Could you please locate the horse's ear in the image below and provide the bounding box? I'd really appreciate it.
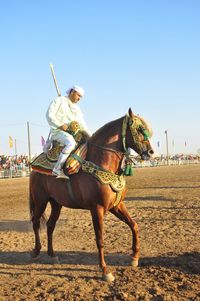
[128,108,134,118]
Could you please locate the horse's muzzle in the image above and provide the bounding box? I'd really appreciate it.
[141,149,154,160]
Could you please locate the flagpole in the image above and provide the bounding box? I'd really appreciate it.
[27,121,31,170]
[14,139,17,158]
[165,130,169,165]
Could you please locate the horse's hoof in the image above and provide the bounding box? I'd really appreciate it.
[131,259,139,268]
[49,256,60,264]
[30,253,40,260]
[30,250,40,260]
[31,255,40,261]
[102,272,115,282]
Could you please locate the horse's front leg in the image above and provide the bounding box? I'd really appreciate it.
[91,206,115,282]
[110,201,140,267]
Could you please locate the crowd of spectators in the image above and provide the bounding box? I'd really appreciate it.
[153,154,200,164]
[0,155,29,171]
[134,153,200,168]
[0,153,200,174]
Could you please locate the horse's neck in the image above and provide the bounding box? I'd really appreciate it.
[88,117,124,173]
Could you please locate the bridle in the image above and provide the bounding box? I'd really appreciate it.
[89,114,151,160]
[124,114,150,154]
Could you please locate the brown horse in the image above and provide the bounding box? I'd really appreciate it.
[29,108,154,282]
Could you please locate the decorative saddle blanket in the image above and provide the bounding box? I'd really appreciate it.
[31,142,88,176]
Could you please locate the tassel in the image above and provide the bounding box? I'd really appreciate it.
[125,164,134,176]
[129,166,134,176]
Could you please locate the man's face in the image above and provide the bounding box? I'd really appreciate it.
[69,90,82,103]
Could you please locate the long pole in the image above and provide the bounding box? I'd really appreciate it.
[165,130,169,165]
[27,121,31,170]
[50,63,61,96]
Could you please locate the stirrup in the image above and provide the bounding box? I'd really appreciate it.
[52,170,69,180]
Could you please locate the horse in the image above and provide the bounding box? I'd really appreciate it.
[29,108,154,282]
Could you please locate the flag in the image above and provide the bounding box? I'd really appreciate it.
[9,136,13,148]
[41,136,46,146]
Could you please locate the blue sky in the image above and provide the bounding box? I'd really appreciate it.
[0,1,199,156]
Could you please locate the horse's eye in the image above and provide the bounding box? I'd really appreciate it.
[129,120,133,126]
[138,126,144,134]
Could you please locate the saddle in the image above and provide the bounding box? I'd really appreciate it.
[31,141,88,176]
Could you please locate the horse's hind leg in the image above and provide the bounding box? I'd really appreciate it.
[110,201,140,267]
[31,199,48,259]
[47,199,62,259]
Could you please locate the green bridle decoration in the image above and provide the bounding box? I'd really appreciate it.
[121,114,150,176]
[142,129,150,141]
[122,114,150,152]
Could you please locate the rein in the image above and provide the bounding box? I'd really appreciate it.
[87,115,135,176]
[74,114,150,178]
[88,114,130,158]
[88,142,124,160]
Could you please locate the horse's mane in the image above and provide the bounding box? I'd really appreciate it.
[89,113,153,141]
[90,116,123,141]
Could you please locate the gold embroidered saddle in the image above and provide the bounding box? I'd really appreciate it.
[31,142,87,175]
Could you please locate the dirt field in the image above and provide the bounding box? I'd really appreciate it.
[0,164,200,301]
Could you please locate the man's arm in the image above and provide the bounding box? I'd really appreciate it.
[46,97,63,129]
[76,107,92,136]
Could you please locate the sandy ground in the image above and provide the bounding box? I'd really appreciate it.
[0,164,200,301]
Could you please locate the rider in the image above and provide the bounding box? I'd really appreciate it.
[46,85,91,177]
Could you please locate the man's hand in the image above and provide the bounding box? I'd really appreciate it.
[82,131,91,141]
[59,124,68,131]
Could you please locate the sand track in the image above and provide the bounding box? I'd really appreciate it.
[0,164,200,300]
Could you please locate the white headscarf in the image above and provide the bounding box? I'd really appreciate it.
[66,85,84,97]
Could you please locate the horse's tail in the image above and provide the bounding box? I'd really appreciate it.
[29,189,34,222]
[29,174,47,225]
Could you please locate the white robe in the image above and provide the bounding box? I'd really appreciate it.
[46,96,90,152]
[46,96,90,134]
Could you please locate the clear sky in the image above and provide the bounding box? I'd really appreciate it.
[0,0,199,156]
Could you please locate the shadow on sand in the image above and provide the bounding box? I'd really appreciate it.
[0,251,199,275]
[125,196,170,202]
[130,185,200,190]
[0,220,32,232]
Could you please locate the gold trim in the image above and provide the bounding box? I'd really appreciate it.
[82,161,125,192]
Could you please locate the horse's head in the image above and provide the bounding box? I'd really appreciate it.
[124,108,154,160]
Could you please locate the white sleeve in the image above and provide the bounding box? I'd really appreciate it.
[46,97,62,129]
[77,107,92,135]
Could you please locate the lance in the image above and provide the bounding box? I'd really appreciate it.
[50,63,61,96]
[46,63,61,142]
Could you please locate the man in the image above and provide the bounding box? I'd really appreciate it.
[46,85,91,177]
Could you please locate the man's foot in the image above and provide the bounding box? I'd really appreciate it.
[56,171,69,179]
